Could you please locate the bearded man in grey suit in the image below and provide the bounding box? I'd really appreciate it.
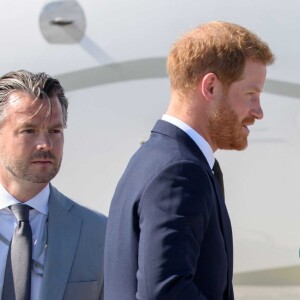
[0,70,106,300]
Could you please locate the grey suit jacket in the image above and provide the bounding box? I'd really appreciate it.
[40,185,107,300]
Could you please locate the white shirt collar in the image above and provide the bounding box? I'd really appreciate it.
[162,114,215,169]
[0,183,49,215]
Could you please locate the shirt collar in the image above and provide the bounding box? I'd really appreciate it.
[162,114,215,169]
[0,183,49,215]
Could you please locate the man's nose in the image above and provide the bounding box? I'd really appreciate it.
[36,132,52,150]
[251,99,264,120]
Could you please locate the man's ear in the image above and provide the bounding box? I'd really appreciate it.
[200,73,219,102]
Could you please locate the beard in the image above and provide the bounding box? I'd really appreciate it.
[3,151,62,183]
[207,98,255,151]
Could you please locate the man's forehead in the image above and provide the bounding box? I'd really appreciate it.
[7,92,29,108]
[7,92,53,112]
[6,93,63,123]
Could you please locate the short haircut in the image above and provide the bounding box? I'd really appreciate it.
[0,70,68,126]
[167,21,275,96]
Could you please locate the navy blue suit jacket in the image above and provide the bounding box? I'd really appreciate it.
[105,120,234,300]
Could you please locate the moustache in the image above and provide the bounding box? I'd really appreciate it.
[31,151,56,160]
[242,116,256,126]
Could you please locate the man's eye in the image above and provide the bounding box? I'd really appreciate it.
[50,129,62,134]
[22,129,35,134]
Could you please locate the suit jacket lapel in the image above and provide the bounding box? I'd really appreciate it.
[40,186,82,300]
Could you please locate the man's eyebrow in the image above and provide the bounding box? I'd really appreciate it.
[19,122,64,129]
[19,122,39,128]
[247,86,262,93]
[49,122,64,128]
[254,87,262,92]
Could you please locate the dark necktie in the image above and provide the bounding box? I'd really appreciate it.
[2,204,32,300]
[213,159,225,198]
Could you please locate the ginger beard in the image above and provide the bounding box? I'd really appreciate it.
[207,97,255,151]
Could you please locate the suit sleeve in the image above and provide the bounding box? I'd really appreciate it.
[136,161,213,300]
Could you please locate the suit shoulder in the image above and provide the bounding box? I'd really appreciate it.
[49,185,107,227]
[72,201,107,226]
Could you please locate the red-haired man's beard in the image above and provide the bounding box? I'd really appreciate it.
[208,99,255,151]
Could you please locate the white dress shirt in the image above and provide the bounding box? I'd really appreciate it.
[0,184,49,300]
[162,114,215,169]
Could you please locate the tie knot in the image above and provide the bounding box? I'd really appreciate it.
[10,204,30,222]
